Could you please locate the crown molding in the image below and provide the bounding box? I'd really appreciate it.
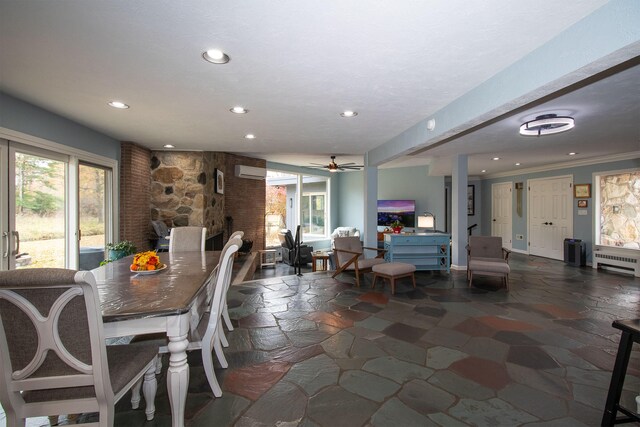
[481,151,640,180]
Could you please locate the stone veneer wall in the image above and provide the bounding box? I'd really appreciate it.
[120,142,152,251]
[224,154,266,250]
[599,170,640,249]
[150,151,226,238]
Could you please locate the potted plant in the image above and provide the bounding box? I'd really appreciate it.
[105,241,137,262]
[390,220,403,234]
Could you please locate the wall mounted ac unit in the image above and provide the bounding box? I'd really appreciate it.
[235,165,266,180]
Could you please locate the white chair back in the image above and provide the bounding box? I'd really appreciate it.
[169,226,206,252]
[0,268,158,425]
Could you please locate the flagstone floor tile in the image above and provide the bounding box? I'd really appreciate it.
[14,253,639,427]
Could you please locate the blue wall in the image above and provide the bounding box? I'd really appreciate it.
[0,92,121,160]
[335,166,446,233]
[481,158,640,261]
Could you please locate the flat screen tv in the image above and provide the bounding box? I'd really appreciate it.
[377,200,416,227]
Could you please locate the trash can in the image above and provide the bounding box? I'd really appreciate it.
[564,238,586,266]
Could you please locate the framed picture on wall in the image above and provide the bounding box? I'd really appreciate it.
[577,199,588,208]
[574,183,591,198]
[467,185,475,216]
[215,169,224,194]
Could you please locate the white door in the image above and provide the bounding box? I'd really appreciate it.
[528,176,573,260]
[491,182,512,250]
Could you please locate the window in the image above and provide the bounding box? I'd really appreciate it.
[265,170,330,247]
[594,169,640,250]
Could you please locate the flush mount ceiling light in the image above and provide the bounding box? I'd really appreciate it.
[340,110,358,118]
[245,134,255,139]
[568,152,577,156]
[520,113,575,136]
[163,144,175,148]
[108,100,129,109]
[492,157,500,161]
[230,106,248,114]
[515,162,521,166]
[481,170,486,173]
[202,49,230,64]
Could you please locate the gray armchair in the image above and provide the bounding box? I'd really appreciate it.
[467,236,511,290]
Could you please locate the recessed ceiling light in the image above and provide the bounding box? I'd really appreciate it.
[108,101,129,109]
[230,106,248,114]
[568,152,577,156]
[481,170,486,173]
[340,110,358,118]
[515,162,521,166]
[202,49,230,64]
[245,134,255,139]
[163,144,175,148]
[492,157,500,161]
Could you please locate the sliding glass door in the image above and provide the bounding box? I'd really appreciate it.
[1,139,115,271]
[1,141,68,269]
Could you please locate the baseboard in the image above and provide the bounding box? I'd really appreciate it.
[451,264,467,271]
[510,248,529,255]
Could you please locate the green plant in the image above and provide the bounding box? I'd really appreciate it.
[106,240,137,254]
[390,220,403,228]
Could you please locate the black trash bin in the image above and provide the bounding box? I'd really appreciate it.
[564,238,586,266]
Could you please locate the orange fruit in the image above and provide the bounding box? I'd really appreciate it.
[146,264,156,271]
[130,264,137,271]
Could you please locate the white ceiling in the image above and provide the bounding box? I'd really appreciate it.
[2,0,636,176]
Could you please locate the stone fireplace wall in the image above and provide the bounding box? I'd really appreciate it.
[149,151,226,239]
[119,147,266,252]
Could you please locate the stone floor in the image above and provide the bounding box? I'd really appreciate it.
[3,254,640,426]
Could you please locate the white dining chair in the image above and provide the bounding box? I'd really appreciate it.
[221,230,244,338]
[132,237,241,399]
[168,226,207,252]
[0,269,159,426]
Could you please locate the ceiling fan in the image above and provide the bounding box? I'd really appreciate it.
[308,155,364,173]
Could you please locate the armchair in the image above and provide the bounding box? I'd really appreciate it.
[467,236,511,290]
[332,236,386,287]
[278,229,313,265]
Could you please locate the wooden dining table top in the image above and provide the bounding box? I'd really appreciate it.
[91,251,220,322]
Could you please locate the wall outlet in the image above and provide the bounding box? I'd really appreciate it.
[516,234,524,240]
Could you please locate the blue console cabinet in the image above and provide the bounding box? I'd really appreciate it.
[384,233,451,272]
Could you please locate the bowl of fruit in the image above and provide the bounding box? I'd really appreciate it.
[130,250,166,274]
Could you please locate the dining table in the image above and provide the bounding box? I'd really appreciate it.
[91,250,220,427]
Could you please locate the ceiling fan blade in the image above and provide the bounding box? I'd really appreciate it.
[338,162,356,166]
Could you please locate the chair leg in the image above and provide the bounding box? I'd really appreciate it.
[155,355,163,375]
[411,273,416,289]
[143,361,157,421]
[355,271,361,287]
[390,277,395,295]
[371,274,378,289]
[215,324,229,368]
[469,272,473,288]
[223,304,234,331]
[219,327,229,348]
[602,330,635,426]
[131,377,142,409]
[202,345,223,397]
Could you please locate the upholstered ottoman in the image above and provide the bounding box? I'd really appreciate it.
[371,262,416,295]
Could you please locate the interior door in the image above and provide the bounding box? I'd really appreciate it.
[491,182,512,250]
[3,142,68,269]
[528,176,573,260]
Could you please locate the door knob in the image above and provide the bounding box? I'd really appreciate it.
[492,219,496,222]
[548,222,553,225]
[543,222,549,225]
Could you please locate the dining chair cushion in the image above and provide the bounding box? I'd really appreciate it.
[22,342,159,403]
[343,257,385,271]
[468,258,510,275]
